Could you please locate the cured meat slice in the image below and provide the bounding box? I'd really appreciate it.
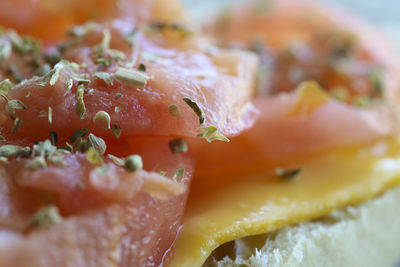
[0,136,194,266]
[0,23,258,143]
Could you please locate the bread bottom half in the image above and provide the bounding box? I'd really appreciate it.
[204,185,400,267]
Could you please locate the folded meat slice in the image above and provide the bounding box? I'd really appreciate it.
[190,83,398,186]
[0,136,194,266]
[0,23,258,143]
[191,0,400,185]
[0,193,187,267]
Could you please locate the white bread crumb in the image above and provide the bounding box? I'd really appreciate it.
[204,186,400,267]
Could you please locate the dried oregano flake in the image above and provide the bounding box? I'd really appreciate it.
[107,154,125,166]
[8,30,41,55]
[86,147,103,165]
[124,155,143,172]
[93,72,114,86]
[70,128,89,142]
[75,84,86,119]
[28,156,47,170]
[68,22,97,37]
[114,104,127,113]
[0,145,27,157]
[168,138,188,154]
[197,126,229,143]
[49,132,58,145]
[182,97,205,124]
[39,60,68,86]
[173,168,185,182]
[169,104,181,117]
[0,79,13,97]
[6,99,25,118]
[93,110,111,129]
[114,67,150,88]
[275,167,302,179]
[87,133,107,155]
[64,78,73,96]
[0,39,11,61]
[111,124,122,138]
[48,106,52,124]
[11,117,22,134]
[31,205,62,229]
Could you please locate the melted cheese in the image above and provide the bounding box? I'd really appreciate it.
[169,138,400,266]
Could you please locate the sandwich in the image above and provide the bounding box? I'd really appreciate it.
[0,0,399,266]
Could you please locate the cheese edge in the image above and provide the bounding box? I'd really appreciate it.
[204,185,400,267]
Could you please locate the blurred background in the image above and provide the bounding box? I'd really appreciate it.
[183,0,400,52]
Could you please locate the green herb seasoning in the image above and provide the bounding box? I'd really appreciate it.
[0,145,27,157]
[369,68,384,97]
[173,168,185,182]
[75,84,86,119]
[28,156,47,170]
[31,205,62,229]
[39,60,70,86]
[197,126,230,143]
[49,132,58,145]
[48,106,52,124]
[114,104,127,113]
[93,110,111,129]
[32,140,56,158]
[124,154,143,172]
[0,79,13,97]
[47,154,66,167]
[95,29,111,55]
[11,117,22,134]
[114,67,150,88]
[64,78,73,95]
[168,138,188,154]
[68,22,97,37]
[138,63,146,72]
[107,154,125,166]
[145,22,192,38]
[111,124,122,138]
[275,167,302,179]
[93,72,114,86]
[70,128,89,142]
[182,98,205,124]
[87,133,107,155]
[86,147,103,165]
[169,104,181,117]
[94,29,126,66]
[8,30,40,55]
[5,99,26,119]
[0,39,11,61]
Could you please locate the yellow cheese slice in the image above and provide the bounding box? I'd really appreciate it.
[169,138,400,266]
